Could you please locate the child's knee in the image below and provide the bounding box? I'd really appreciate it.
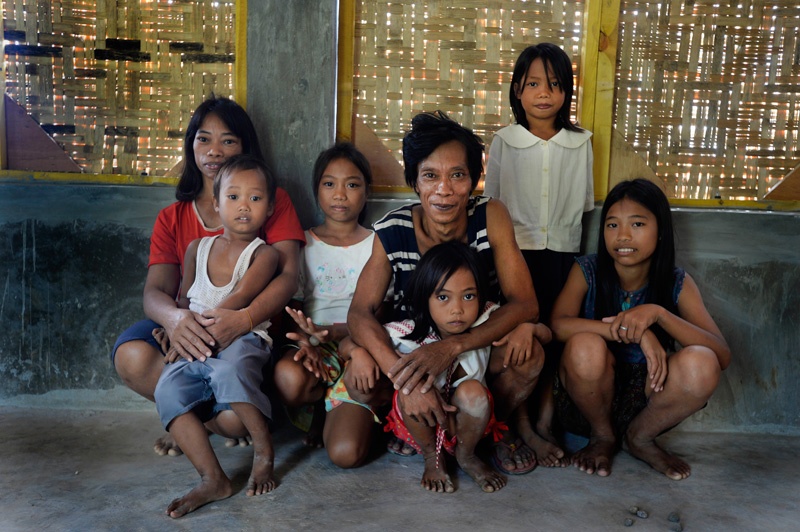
[452,380,490,416]
[274,355,315,406]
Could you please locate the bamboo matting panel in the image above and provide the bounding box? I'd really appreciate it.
[615,0,800,200]
[3,0,236,176]
[354,0,586,167]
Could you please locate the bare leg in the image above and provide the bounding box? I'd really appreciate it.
[229,402,276,496]
[514,381,565,468]
[323,402,375,468]
[486,340,544,472]
[625,346,720,480]
[561,332,618,477]
[397,394,454,493]
[274,351,327,407]
[451,380,506,493]
[115,340,186,456]
[165,413,233,518]
[305,400,326,448]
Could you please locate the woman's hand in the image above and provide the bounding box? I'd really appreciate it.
[202,307,249,350]
[164,308,216,362]
[640,329,668,392]
[604,304,663,344]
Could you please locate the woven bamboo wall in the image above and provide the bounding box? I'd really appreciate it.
[615,0,800,200]
[353,0,586,167]
[3,0,236,176]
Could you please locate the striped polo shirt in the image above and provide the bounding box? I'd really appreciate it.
[374,195,501,320]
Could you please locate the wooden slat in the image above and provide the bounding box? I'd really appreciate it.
[3,0,237,176]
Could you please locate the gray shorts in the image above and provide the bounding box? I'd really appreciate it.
[154,332,274,429]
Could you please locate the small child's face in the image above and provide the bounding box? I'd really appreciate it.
[603,198,659,269]
[318,158,368,223]
[215,169,273,237]
[515,57,565,126]
[428,267,480,338]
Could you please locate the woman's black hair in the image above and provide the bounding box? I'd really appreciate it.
[402,241,488,343]
[509,43,582,133]
[176,95,265,202]
[312,142,372,224]
[212,154,277,211]
[402,110,484,193]
[596,178,677,349]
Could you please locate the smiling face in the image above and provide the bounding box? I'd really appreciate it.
[414,140,473,228]
[515,57,566,128]
[428,266,480,338]
[317,157,368,224]
[214,168,273,240]
[193,113,244,184]
[603,198,659,271]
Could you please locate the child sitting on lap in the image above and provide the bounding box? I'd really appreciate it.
[153,155,281,518]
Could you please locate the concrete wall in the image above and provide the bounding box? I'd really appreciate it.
[0,182,798,435]
[246,0,338,229]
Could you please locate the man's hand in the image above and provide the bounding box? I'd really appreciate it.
[388,340,457,395]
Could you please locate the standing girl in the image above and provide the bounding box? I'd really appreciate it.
[484,43,594,465]
[274,142,383,469]
[551,179,730,480]
[385,241,507,494]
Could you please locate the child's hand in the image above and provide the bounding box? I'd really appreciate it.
[492,322,539,367]
[640,329,668,392]
[285,306,330,346]
[292,344,330,382]
[604,304,662,344]
[348,346,381,394]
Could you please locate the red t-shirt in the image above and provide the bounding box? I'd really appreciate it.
[148,187,305,269]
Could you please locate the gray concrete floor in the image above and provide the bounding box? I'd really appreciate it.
[1,388,798,531]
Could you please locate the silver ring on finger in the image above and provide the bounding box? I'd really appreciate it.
[619,326,628,331]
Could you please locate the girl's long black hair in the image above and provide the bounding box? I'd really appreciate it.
[596,178,677,349]
[176,95,264,202]
[402,241,488,343]
[312,142,373,224]
[509,43,582,133]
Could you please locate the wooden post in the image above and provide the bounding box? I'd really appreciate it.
[337,0,356,141]
[580,0,620,201]
[235,0,248,108]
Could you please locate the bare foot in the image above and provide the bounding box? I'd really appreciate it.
[420,454,455,493]
[625,435,691,480]
[246,450,277,496]
[387,435,417,456]
[166,476,233,518]
[571,436,617,477]
[224,436,253,448]
[491,436,535,474]
[519,423,565,467]
[457,452,506,493]
[154,434,183,457]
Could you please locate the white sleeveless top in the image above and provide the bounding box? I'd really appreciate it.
[187,235,272,345]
